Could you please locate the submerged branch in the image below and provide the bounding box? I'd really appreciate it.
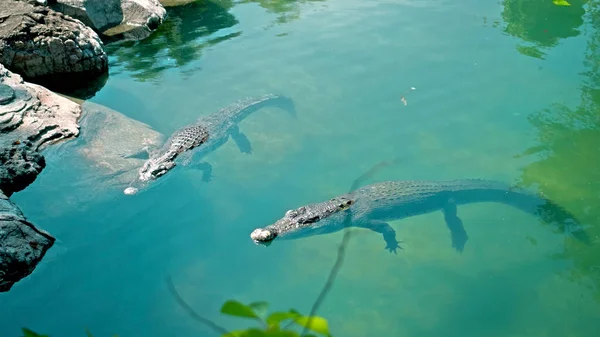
[294,229,352,335]
[165,275,230,336]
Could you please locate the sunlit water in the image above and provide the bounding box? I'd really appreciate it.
[2,0,600,336]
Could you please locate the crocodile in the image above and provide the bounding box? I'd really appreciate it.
[250,179,590,253]
[124,94,295,195]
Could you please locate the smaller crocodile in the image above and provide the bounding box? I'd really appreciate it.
[124,94,295,194]
[250,179,590,253]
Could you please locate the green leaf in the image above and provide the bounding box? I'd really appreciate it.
[266,311,300,326]
[293,316,331,337]
[222,329,274,337]
[21,328,49,337]
[221,300,260,319]
[263,331,301,337]
[552,0,571,5]
[249,301,269,318]
[85,329,94,337]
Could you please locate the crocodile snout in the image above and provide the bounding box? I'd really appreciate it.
[139,160,175,182]
[123,187,139,195]
[250,228,276,243]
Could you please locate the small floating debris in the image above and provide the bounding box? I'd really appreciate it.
[400,87,416,106]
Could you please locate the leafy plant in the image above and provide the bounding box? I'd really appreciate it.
[219,300,331,337]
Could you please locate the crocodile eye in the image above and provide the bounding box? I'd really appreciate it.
[285,210,297,218]
[338,199,354,211]
[298,215,319,224]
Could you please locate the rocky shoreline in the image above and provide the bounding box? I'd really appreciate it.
[0,0,181,292]
[0,1,108,84]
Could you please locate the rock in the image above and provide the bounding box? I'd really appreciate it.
[0,141,45,197]
[74,100,163,187]
[0,0,108,90]
[0,190,55,292]
[49,0,167,42]
[0,63,81,153]
[0,84,15,105]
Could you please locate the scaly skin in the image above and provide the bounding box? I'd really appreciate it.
[124,94,296,194]
[137,124,209,182]
[250,179,590,253]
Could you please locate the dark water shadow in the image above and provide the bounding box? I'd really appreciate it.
[22,70,109,101]
[515,2,600,301]
[105,0,241,82]
[500,0,586,59]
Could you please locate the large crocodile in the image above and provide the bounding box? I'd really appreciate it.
[124,94,295,194]
[250,179,590,253]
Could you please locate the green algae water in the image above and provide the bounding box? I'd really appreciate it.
[2,0,600,336]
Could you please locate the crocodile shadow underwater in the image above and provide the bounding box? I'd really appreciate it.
[250,178,591,252]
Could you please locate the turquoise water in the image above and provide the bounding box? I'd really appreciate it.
[2,0,600,336]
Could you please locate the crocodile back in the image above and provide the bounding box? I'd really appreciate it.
[352,179,514,199]
[168,124,209,153]
[156,124,209,162]
[220,93,294,124]
[348,179,519,220]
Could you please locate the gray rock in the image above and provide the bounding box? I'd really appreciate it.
[74,100,163,188]
[0,64,79,292]
[0,0,108,83]
[0,63,81,151]
[0,141,45,197]
[0,84,15,105]
[50,0,167,42]
[0,190,55,292]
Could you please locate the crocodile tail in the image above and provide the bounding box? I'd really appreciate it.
[273,94,297,117]
[523,196,590,245]
[492,189,592,245]
[450,179,591,245]
[229,94,296,123]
